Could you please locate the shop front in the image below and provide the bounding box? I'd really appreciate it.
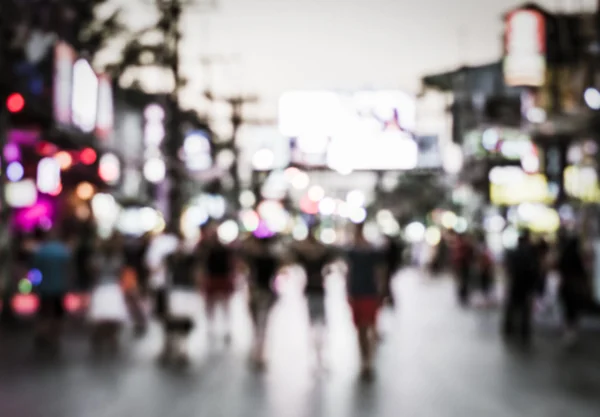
[1,41,115,320]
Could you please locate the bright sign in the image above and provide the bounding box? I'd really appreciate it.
[279,90,416,138]
[327,130,418,171]
[71,59,98,132]
[53,42,76,125]
[564,165,600,203]
[36,157,61,194]
[95,74,114,140]
[503,9,546,87]
[281,90,417,170]
[489,167,551,205]
[5,180,37,208]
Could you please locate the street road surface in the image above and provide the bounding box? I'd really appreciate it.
[1,268,600,417]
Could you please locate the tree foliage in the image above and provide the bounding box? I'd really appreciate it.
[388,172,452,225]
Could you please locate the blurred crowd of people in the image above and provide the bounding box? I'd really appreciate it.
[2,220,405,379]
[433,228,599,347]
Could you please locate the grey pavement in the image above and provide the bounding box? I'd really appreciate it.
[1,268,600,417]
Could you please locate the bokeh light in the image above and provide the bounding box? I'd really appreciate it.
[6,161,24,182]
[80,148,97,165]
[55,151,73,170]
[28,269,42,286]
[76,182,95,200]
[18,279,32,294]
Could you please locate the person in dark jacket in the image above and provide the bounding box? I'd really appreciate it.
[290,222,337,370]
[557,236,588,345]
[452,232,474,306]
[197,221,238,344]
[382,236,403,308]
[242,234,281,369]
[502,230,540,344]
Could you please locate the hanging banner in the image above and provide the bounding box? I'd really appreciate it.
[503,9,546,87]
[95,74,114,140]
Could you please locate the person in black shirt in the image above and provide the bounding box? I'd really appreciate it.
[383,235,403,308]
[502,230,540,344]
[557,235,588,346]
[290,224,336,370]
[196,221,238,344]
[242,234,280,368]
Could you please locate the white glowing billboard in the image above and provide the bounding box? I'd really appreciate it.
[279,90,417,171]
[327,131,418,171]
[279,90,416,138]
[71,59,99,132]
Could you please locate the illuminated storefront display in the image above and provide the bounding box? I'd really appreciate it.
[464,128,536,160]
[503,8,546,87]
[564,166,600,203]
[489,166,552,205]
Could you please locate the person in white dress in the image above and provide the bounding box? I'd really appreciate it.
[88,233,129,352]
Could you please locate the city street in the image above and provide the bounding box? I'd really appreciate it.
[1,269,600,417]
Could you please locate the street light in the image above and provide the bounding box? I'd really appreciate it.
[584,87,600,110]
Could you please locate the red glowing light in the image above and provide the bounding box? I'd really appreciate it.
[6,93,25,113]
[64,293,89,313]
[37,142,58,156]
[80,148,97,165]
[11,294,39,315]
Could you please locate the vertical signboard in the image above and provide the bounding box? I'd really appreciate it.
[95,74,114,141]
[503,9,546,87]
[53,42,76,126]
[71,59,99,133]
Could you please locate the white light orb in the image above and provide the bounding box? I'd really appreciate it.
[143,158,166,183]
[308,185,325,202]
[218,220,239,244]
[584,87,600,110]
[346,189,365,207]
[349,206,367,224]
[291,171,310,189]
[318,197,336,216]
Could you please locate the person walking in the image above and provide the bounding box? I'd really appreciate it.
[344,223,386,379]
[291,223,336,371]
[474,233,494,304]
[557,235,588,346]
[452,232,474,306]
[502,231,540,345]
[382,235,402,308]
[196,221,238,344]
[242,234,280,369]
[32,228,72,351]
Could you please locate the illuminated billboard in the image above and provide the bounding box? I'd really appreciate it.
[71,59,99,133]
[279,90,416,137]
[564,166,600,203]
[503,9,546,87]
[280,90,417,171]
[489,166,552,205]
